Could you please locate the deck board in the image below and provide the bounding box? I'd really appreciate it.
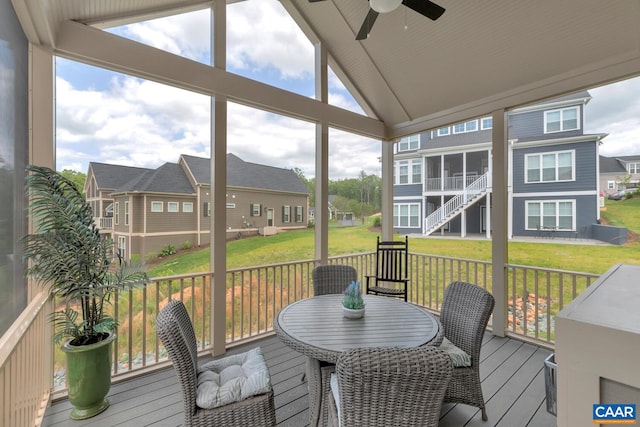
[42,333,556,427]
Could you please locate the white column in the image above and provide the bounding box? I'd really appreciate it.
[314,42,329,264]
[210,2,227,356]
[381,141,394,240]
[491,109,508,337]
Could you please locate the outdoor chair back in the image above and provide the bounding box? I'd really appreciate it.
[365,235,409,301]
[440,281,495,421]
[312,264,358,296]
[327,346,453,427]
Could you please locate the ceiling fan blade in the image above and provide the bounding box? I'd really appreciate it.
[356,8,379,40]
[402,0,445,20]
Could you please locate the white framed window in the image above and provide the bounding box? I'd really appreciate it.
[396,159,422,185]
[124,201,129,225]
[481,117,493,130]
[544,107,579,133]
[226,203,236,209]
[607,181,615,190]
[168,202,179,212]
[437,127,450,136]
[295,206,303,223]
[151,201,163,212]
[118,236,126,260]
[183,202,193,213]
[525,150,574,183]
[114,202,120,225]
[393,203,420,228]
[398,135,419,151]
[526,200,575,231]
[453,120,478,134]
[627,162,640,174]
[251,203,261,216]
[283,205,291,223]
[204,202,211,217]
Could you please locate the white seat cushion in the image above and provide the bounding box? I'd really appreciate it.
[195,347,271,409]
[440,337,472,367]
[330,373,342,427]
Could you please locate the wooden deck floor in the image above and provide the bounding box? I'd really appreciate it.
[42,332,557,427]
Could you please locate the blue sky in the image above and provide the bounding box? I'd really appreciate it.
[54,0,640,178]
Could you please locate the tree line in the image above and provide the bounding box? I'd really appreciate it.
[294,168,381,219]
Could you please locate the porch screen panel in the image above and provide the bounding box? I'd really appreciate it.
[0,0,29,336]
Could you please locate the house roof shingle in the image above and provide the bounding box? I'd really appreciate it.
[89,162,153,190]
[181,153,309,194]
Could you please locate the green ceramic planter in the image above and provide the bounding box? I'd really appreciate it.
[62,333,116,420]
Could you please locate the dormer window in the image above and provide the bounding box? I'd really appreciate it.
[544,107,579,133]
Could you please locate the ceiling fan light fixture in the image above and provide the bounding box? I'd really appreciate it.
[370,0,402,14]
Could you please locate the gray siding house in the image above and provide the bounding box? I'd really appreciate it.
[599,155,640,196]
[393,91,607,239]
[85,153,309,260]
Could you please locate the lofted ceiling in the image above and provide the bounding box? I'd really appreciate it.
[11,0,640,140]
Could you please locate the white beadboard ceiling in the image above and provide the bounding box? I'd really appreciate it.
[11,0,640,139]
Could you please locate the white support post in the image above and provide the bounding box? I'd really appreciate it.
[314,42,329,264]
[381,141,394,240]
[491,109,508,337]
[210,2,227,356]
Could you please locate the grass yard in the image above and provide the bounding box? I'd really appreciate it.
[148,215,640,278]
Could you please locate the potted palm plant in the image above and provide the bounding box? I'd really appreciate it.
[23,165,149,420]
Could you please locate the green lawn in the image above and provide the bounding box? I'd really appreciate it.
[148,216,640,278]
[601,196,640,231]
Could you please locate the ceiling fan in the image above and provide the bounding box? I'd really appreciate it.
[310,0,445,40]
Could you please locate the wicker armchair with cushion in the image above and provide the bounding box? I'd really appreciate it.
[440,281,495,421]
[156,300,276,427]
[327,346,453,427]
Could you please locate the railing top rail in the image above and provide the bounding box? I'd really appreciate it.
[505,262,601,278]
[0,290,49,367]
[409,252,492,266]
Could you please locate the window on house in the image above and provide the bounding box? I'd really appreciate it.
[118,236,126,260]
[627,162,640,174]
[398,135,419,151]
[251,203,261,216]
[115,202,120,225]
[437,127,450,136]
[295,206,303,223]
[393,203,420,228]
[544,107,579,133]
[526,200,574,230]
[283,205,291,223]
[204,202,211,217]
[607,181,615,190]
[183,202,193,212]
[124,201,129,225]
[151,201,163,212]
[226,203,236,208]
[481,117,493,129]
[453,120,478,134]
[525,151,574,183]
[168,202,179,212]
[396,159,422,185]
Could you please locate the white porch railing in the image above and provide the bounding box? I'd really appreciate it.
[2,252,599,426]
[424,173,489,235]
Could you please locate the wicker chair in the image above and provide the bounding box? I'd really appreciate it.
[440,281,495,421]
[304,264,358,389]
[156,300,276,427]
[312,264,358,296]
[365,236,409,301]
[327,346,453,427]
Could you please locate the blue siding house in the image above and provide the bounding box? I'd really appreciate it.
[393,91,607,239]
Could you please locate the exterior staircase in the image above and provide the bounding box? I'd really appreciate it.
[423,173,489,235]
